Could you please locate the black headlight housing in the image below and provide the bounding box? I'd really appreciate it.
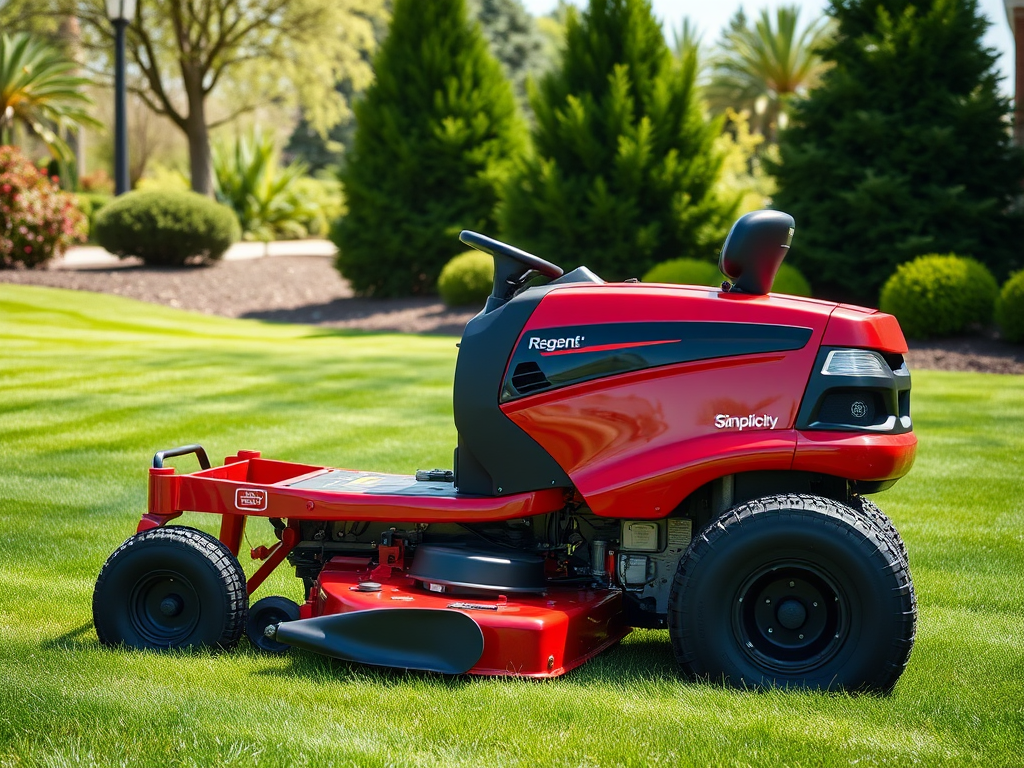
[796,348,912,434]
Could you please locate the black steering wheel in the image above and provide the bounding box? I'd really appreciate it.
[459,231,564,279]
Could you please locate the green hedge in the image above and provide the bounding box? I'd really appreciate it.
[642,258,722,287]
[642,258,811,297]
[93,190,240,266]
[879,254,998,339]
[437,251,493,307]
[73,192,113,239]
[995,270,1024,343]
[771,263,812,297]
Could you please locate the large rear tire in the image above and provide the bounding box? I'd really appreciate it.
[668,494,915,692]
[93,527,248,650]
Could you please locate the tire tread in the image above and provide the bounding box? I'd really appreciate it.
[93,526,247,649]
[668,494,916,693]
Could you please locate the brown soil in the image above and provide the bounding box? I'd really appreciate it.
[2,254,1021,373]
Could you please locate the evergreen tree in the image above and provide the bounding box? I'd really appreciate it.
[471,0,553,116]
[284,77,361,172]
[501,0,735,280]
[770,0,1024,302]
[334,0,525,296]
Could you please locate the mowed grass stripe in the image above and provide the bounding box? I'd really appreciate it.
[0,284,1021,767]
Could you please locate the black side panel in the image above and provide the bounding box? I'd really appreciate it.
[453,287,571,496]
[502,321,812,401]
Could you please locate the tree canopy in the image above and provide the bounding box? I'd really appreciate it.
[472,0,553,117]
[1,0,385,194]
[770,0,1024,302]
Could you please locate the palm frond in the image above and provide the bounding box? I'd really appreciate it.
[706,5,832,142]
[0,32,100,167]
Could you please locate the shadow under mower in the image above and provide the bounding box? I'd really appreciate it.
[93,210,917,692]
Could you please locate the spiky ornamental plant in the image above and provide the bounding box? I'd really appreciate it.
[213,130,316,242]
[706,7,832,144]
[333,0,524,296]
[770,0,1024,303]
[501,0,735,280]
[0,33,99,174]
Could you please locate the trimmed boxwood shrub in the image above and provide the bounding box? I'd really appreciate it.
[642,258,722,287]
[73,192,113,239]
[93,190,240,266]
[437,250,493,307]
[995,270,1024,343]
[771,263,812,297]
[642,258,812,296]
[879,254,998,339]
[1,145,86,268]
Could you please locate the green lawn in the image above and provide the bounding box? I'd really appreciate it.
[0,284,1021,768]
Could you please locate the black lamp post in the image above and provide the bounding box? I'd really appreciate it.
[106,0,136,195]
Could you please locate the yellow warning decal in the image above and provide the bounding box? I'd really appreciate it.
[348,476,383,486]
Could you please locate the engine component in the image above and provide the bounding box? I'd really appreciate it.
[618,554,652,586]
[621,521,660,552]
[591,539,608,579]
[409,544,546,594]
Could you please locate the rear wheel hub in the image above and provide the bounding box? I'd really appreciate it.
[734,563,847,673]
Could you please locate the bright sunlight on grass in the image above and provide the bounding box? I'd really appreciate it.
[0,284,1021,767]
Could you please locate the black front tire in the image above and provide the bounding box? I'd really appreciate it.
[93,527,248,650]
[668,494,915,693]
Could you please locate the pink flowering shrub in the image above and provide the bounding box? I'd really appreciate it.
[0,146,86,268]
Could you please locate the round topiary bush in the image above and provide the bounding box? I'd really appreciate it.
[93,190,240,266]
[879,254,998,339]
[642,257,812,297]
[437,250,494,307]
[0,145,86,268]
[73,192,113,240]
[642,258,722,287]
[771,263,812,297]
[995,270,1024,343]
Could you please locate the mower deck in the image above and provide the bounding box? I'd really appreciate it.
[309,557,629,677]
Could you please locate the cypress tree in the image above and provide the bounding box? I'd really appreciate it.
[770,0,1024,303]
[334,0,524,296]
[501,0,735,280]
[472,0,553,116]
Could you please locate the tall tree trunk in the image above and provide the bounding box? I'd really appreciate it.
[183,68,213,195]
[58,16,86,182]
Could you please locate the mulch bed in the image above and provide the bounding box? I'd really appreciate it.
[2,253,1021,374]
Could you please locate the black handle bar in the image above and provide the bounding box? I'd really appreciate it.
[152,444,211,470]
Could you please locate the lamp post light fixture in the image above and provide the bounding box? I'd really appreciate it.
[106,0,136,195]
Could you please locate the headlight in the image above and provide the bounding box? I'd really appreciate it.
[821,349,889,377]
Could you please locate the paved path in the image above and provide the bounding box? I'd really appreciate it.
[58,239,337,268]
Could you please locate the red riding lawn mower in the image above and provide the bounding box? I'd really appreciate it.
[93,210,917,692]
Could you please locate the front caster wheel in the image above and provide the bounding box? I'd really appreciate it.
[93,527,248,650]
[668,495,916,693]
[246,596,301,653]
